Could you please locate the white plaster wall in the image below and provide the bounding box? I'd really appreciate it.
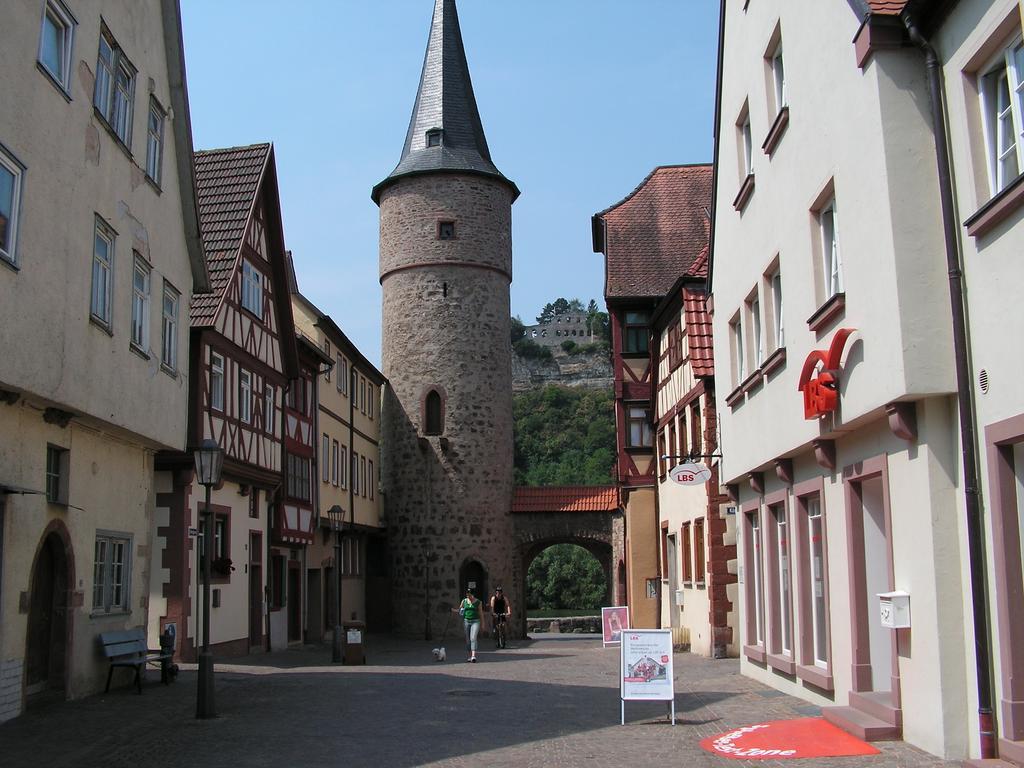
[658,475,714,655]
[0,0,196,451]
[713,0,954,487]
[934,1,1024,755]
[735,408,969,757]
[187,482,265,650]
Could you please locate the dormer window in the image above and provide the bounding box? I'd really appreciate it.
[426,129,442,147]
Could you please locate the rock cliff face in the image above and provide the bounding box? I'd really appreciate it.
[511,346,613,392]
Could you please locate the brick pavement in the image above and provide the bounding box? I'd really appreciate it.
[0,633,959,768]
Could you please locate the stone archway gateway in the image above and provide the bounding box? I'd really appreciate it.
[511,486,624,637]
[25,521,74,702]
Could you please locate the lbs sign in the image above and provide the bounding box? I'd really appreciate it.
[669,462,712,486]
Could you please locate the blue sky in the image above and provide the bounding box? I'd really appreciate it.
[180,1,720,366]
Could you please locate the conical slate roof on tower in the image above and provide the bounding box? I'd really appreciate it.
[371,0,518,203]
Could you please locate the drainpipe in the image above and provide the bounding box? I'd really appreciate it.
[902,14,995,760]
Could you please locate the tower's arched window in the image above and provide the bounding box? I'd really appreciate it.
[424,389,443,435]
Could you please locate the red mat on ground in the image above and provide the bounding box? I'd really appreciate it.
[700,718,881,760]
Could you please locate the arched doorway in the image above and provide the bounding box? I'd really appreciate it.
[459,559,488,606]
[525,543,610,617]
[25,530,72,701]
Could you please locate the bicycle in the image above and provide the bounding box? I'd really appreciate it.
[493,613,508,649]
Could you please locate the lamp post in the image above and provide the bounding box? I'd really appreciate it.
[328,504,344,663]
[193,439,223,720]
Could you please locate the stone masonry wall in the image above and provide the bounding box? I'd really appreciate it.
[379,174,520,637]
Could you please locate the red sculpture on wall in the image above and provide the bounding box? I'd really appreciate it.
[798,328,856,420]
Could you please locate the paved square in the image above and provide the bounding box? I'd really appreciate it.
[0,634,959,767]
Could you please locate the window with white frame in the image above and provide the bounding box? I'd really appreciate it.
[340,445,347,489]
[775,506,792,655]
[626,405,653,448]
[980,37,1024,195]
[806,496,828,667]
[361,455,367,498]
[324,340,332,382]
[730,314,745,385]
[239,369,252,423]
[351,451,359,495]
[749,294,763,368]
[750,511,765,645]
[0,147,24,266]
[145,98,164,185]
[130,254,150,350]
[91,218,115,327]
[368,459,374,500]
[210,352,225,411]
[241,260,262,315]
[771,42,786,114]
[264,385,274,434]
[819,199,843,299]
[93,532,131,613]
[336,354,345,392]
[161,282,179,372]
[321,434,330,482]
[771,269,785,349]
[38,0,76,93]
[332,440,340,486]
[741,112,753,176]
[367,384,374,420]
[93,27,135,147]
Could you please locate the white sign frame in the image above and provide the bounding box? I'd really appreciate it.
[669,461,712,486]
[619,629,675,725]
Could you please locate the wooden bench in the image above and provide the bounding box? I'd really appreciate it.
[98,629,175,694]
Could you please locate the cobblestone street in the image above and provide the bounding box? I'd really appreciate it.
[0,634,960,768]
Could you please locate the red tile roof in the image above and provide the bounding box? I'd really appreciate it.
[866,0,909,15]
[511,486,620,514]
[191,143,271,326]
[596,164,712,300]
[683,278,714,378]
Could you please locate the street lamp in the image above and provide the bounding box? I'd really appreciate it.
[327,504,345,663]
[193,438,223,720]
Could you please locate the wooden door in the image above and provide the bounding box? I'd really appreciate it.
[288,563,301,642]
[248,532,263,649]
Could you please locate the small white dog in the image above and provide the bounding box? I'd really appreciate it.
[431,647,447,662]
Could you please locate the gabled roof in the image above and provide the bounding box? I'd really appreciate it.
[683,280,714,379]
[371,0,518,203]
[593,164,713,300]
[191,142,299,378]
[191,143,270,326]
[511,486,620,514]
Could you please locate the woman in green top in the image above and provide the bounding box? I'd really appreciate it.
[459,588,482,662]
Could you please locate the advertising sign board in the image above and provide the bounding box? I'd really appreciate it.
[669,462,713,486]
[619,629,675,725]
[601,606,629,646]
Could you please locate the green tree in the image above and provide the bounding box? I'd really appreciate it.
[510,315,526,343]
[526,544,606,610]
[513,385,615,486]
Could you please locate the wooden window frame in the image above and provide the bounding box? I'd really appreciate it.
[161,280,179,374]
[92,531,132,615]
[93,25,136,149]
[145,97,164,186]
[130,253,150,353]
[681,522,693,584]
[0,145,25,267]
[45,444,69,505]
[694,517,706,586]
[742,502,767,661]
[625,403,653,449]
[623,310,650,355]
[794,478,834,690]
[91,217,115,329]
[764,490,796,675]
[210,352,224,411]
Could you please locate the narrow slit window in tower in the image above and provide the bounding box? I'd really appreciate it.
[424,390,443,435]
[438,221,456,240]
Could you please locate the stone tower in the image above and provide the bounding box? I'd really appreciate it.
[372,0,520,637]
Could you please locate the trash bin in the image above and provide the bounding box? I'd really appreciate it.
[343,620,366,665]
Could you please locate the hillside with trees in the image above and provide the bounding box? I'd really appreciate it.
[513,385,615,486]
[513,299,617,613]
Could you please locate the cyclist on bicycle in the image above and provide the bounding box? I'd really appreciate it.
[490,586,511,648]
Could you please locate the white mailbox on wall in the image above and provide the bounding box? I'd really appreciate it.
[878,591,911,629]
[674,589,685,606]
